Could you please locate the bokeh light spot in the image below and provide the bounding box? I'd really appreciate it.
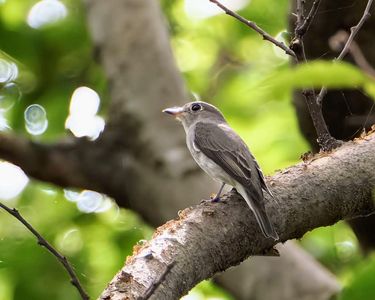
[24,104,48,135]
[0,112,10,131]
[0,59,18,83]
[65,114,105,140]
[63,189,80,202]
[0,161,29,200]
[27,0,67,29]
[64,189,113,213]
[57,228,83,255]
[65,86,105,140]
[0,82,21,112]
[273,31,290,59]
[94,197,113,213]
[77,190,104,213]
[335,241,356,262]
[69,86,100,116]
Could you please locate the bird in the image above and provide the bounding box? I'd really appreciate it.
[163,101,279,240]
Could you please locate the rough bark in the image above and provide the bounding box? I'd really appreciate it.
[291,0,375,252]
[100,132,375,299]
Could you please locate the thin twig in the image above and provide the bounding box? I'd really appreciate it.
[141,261,176,300]
[329,30,375,78]
[295,0,305,28]
[0,202,90,300]
[209,0,297,58]
[316,0,373,105]
[290,0,340,150]
[296,0,321,37]
[210,0,339,150]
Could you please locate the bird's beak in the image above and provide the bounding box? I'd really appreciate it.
[162,106,184,117]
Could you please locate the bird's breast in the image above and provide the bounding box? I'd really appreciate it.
[186,130,234,185]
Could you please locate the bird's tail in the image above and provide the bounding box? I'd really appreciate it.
[236,185,279,240]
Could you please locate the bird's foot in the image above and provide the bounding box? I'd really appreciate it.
[200,198,211,204]
[200,194,221,204]
[210,193,221,203]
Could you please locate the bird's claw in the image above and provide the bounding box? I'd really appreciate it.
[210,192,222,202]
[200,196,221,204]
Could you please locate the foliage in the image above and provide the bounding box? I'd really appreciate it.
[0,0,374,299]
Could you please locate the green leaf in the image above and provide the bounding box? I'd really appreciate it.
[262,60,375,99]
[340,257,375,300]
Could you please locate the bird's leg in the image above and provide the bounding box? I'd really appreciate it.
[211,183,225,202]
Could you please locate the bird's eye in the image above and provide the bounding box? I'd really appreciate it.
[191,103,201,112]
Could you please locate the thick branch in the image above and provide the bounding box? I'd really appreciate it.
[0,134,90,189]
[100,132,375,299]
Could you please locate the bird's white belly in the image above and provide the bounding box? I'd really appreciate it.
[190,147,235,186]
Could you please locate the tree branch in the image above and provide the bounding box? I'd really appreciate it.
[100,131,375,299]
[141,261,176,300]
[296,0,321,37]
[329,30,375,78]
[208,0,297,58]
[0,202,89,300]
[0,133,92,190]
[295,0,305,28]
[209,0,340,151]
[290,0,342,151]
[316,0,374,105]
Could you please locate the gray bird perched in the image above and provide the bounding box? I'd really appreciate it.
[163,101,279,240]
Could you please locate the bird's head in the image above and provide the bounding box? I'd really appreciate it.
[163,101,225,130]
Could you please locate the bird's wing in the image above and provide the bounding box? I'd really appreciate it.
[253,159,274,197]
[193,121,255,186]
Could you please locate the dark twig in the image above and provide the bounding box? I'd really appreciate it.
[295,0,305,28]
[0,202,90,300]
[316,0,374,105]
[290,0,340,150]
[209,0,297,58]
[209,0,339,150]
[292,0,322,61]
[141,261,176,300]
[296,0,321,37]
[209,0,337,150]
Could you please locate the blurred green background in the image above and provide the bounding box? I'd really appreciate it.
[0,0,374,299]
